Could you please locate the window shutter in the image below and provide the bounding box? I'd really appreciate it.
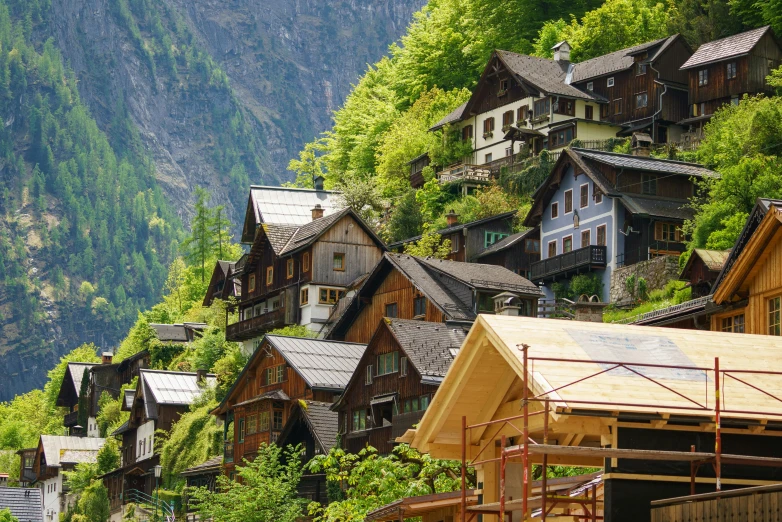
[366,365,373,385]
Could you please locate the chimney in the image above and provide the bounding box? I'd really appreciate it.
[313,175,325,191]
[493,292,521,316]
[552,41,571,62]
[311,204,324,221]
[573,295,608,322]
[101,352,113,365]
[631,132,653,157]
[445,209,459,227]
[196,368,207,384]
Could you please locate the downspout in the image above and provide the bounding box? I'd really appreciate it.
[649,63,667,142]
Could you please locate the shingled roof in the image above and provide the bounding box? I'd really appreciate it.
[430,102,468,131]
[181,456,222,477]
[388,212,517,248]
[0,488,43,522]
[681,26,772,69]
[476,228,538,259]
[386,319,467,382]
[55,362,96,407]
[420,257,542,296]
[278,401,340,453]
[570,36,674,82]
[496,50,600,101]
[573,149,716,178]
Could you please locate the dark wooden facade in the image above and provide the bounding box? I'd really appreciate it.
[335,322,439,455]
[409,153,431,189]
[475,229,541,278]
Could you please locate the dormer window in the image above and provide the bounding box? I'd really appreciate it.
[607,77,615,87]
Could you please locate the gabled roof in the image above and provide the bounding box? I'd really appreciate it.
[56,362,96,407]
[476,228,539,259]
[388,211,517,248]
[570,36,676,82]
[138,369,216,420]
[385,319,467,382]
[680,249,730,278]
[39,436,105,467]
[0,487,43,522]
[419,257,541,297]
[149,323,207,343]
[247,185,340,226]
[573,149,716,178]
[277,401,340,454]
[180,456,222,477]
[264,335,366,391]
[494,51,600,101]
[203,260,241,306]
[430,102,468,131]
[681,26,773,70]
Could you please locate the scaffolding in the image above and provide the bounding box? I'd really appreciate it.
[458,345,782,522]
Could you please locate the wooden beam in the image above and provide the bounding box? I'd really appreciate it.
[469,366,520,444]
[603,473,782,487]
[616,421,782,437]
[572,434,586,447]
[508,445,715,462]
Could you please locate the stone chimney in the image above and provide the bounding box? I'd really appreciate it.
[196,368,208,384]
[552,41,571,62]
[631,132,653,157]
[573,295,608,322]
[101,352,113,365]
[311,204,324,221]
[313,175,325,191]
[445,209,459,227]
[493,292,521,316]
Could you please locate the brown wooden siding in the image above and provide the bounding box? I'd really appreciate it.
[344,269,446,344]
[337,324,440,454]
[468,56,534,116]
[311,215,384,286]
[479,243,540,279]
[615,169,695,199]
[651,485,782,522]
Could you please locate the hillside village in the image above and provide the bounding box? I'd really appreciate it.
[3,10,782,522]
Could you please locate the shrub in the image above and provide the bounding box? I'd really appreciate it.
[570,273,604,301]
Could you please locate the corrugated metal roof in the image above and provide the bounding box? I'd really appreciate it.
[40,436,105,467]
[265,336,366,390]
[681,26,771,69]
[574,149,716,178]
[140,370,216,407]
[250,186,341,226]
[0,487,43,522]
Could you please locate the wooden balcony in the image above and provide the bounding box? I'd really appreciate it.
[530,245,607,283]
[436,164,491,184]
[64,410,79,427]
[226,308,286,341]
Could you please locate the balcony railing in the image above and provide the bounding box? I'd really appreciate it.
[530,245,607,282]
[226,308,286,341]
[436,164,491,184]
[64,411,79,427]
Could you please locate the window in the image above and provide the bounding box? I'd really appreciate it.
[499,78,509,92]
[548,241,557,258]
[614,98,622,115]
[553,99,575,116]
[414,296,426,317]
[461,125,473,141]
[551,202,559,219]
[770,298,781,336]
[277,365,285,383]
[265,364,287,385]
[524,239,540,254]
[319,288,344,304]
[303,252,310,273]
[365,365,373,385]
[517,105,528,122]
[698,69,708,86]
[385,302,398,318]
[595,191,603,204]
[585,105,593,120]
[607,77,615,87]
[637,62,647,75]
[247,415,257,435]
[721,314,745,333]
[564,190,573,214]
[502,110,514,128]
[400,357,408,377]
[238,419,245,443]
[300,288,309,305]
[581,229,591,247]
[286,259,294,279]
[533,98,550,118]
[266,266,273,285]
[642,174,657,195]
[731,96,740,106]
[333,253,345,271]
[562,236,573,253]
[272,409,283,431]
[485,231,509,248]
[259,412,270,431]
[636,92,648,109]
[655,222,682,242]
[377,351,399,376]
[550,126,574,148]
[248,274,256,292]
[485,153,493,163]
[420,395,430,410]
[483,117,495,136]
[580,184,589,208]
[586,81,594,91]
[727,62,737,80]
[601,103,609,119]
[451,234,459,253]
[596,225,606,246]
[352,410,367,431]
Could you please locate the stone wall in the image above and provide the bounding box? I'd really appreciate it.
[609,255,680,304]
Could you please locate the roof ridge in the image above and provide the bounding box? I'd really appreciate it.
[571,147,709,167]
[249,185,340,193]
[140,368,216,376]
[265,335,366,346]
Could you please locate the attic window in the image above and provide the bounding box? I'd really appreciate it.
[286,259,294,279]
[333,253,345,271]
[499,78,509,94]
[637,62,647,75]
[586,81,594,91]
[302,252,310,273]
[698,69,708,86]
[607,77,615,87]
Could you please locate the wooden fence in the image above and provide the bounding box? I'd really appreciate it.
[651,483,782,522]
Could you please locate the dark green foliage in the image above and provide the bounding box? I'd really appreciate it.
[384,190,424,242]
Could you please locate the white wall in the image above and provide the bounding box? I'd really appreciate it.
[87,416,100,438]
[136,420,156,463]
[41,475,62,521]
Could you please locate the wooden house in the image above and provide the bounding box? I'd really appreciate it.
[388,211,516,263]
[203,260,240,307]
[149,323,206,344]
[326,253,542,344]
[181,456,221,522]
[680,248,730,298]
[17,448,37,487]
[679,26,781,137]
[711,199,782,334]
[275,400,339,503]
[524,147,716,300]
[474,227,541,278]
[408,153,431,189]
[226,207,386,348]
[0,486,43,522]
[333,319,466,455]
[55,362,96,436]
[30,436,105,521]
[103,369,215,519]
[212,336,365,479]
[364,489,480,522]
[403,315,782,522]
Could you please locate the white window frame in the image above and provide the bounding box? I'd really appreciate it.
[551,202,559,219]
[562,235,573,254]
[547,240,557,258]
[564,189,574,215]
[586,81,593,91]
[607,77,615,87]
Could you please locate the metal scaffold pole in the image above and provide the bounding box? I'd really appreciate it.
[715,357,722,491]
[522,343,530,520]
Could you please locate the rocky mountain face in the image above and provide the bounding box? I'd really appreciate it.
[0,0,422,401]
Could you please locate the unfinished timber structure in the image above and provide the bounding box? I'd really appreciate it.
[403,316,782,522]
